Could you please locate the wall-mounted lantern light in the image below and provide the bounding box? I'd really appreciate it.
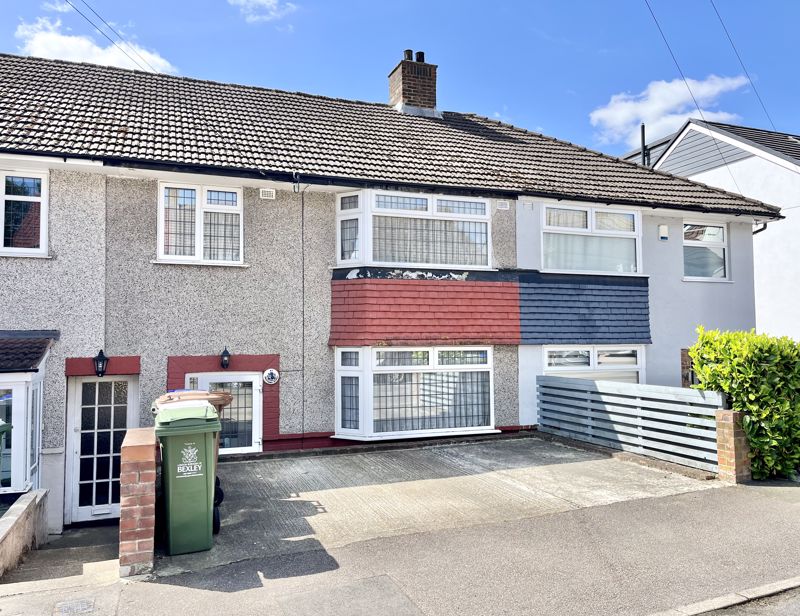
[93,350,109,378]
[220,347,231,370]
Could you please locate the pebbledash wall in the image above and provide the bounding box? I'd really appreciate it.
[0,169,107,532]
[103,178,336,438]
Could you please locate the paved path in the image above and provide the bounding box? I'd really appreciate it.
[1,438,799,615]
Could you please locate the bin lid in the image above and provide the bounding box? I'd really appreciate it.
[154,402,221,436]
[153,390,233,410]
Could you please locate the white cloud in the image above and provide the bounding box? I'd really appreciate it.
[15,17,176,73]
[42,0,71,12]
[590,74,748,148]
[227,0,297,23]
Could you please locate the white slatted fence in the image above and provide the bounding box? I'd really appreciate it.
[537,376,723,472]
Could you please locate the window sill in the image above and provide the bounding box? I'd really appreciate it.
[0,253,51,259]
[682,277,734,283]
[151,259,250,268]
[333,428,500,441]
[540,269,648,278]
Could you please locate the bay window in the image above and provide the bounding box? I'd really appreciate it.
[335,347,496,440]
[543,346,644,383]
[1,172,48,257]
[336,190,491,268]
[158,183,243,265]
[683,222,727,279]
[542,205,640,274]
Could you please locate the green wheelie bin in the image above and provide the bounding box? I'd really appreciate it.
[154,402,221,556]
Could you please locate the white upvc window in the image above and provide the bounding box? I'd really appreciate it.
[157,183,244,265]
[334,346,496,440]
[542,204,641,274]
[543,345,645,384]
[335,190,492,269]
[0,368,45,493]
[1,171,48,257]
[184,372,263,454]
[683,222,728,280]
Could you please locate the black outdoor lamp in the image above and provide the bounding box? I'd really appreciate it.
[93,350,109,378]
[220,347,231,370]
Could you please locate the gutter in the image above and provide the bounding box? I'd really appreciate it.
[0,148,783,220]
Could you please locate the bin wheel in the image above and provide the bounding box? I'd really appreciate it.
[214,485,224,506]
[213,506,221,535]
[215,476,221,488]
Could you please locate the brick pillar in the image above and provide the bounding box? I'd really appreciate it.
[716,409,751,483]
[119,428,158,577]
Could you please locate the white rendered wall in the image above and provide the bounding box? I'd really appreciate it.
[689,156,800,340]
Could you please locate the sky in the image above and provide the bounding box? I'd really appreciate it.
[2,0,797,157]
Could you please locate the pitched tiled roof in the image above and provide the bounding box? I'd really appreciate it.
[0,330,58,372]
[0,53,780,218]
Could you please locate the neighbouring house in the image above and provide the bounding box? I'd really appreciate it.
[0,51,781,533]
[625,119,800,340]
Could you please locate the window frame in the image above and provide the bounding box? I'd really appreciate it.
[335,189,493,270]
[335,191,363,266]
[0,170,48,258]
[184,371,263,455]
[0,360,46,493]
[157,182,244,266]
[682,220,729,281]
[334,347,364,437]
[542,345,646,383]
[334,346,496,440]
[540,203,642,275]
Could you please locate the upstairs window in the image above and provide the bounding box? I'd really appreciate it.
[158,183,243,265]
[542,205,640,274]
[336,190,491,269]
[683,223,727,279]
[1,173,48,257]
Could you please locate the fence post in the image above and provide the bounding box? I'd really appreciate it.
[119,427,158,577]
[715,409,751,483]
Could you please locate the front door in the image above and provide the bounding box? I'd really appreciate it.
[186,372,262,455]
[66,376,139,524]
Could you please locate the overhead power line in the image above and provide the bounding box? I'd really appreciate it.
[76,0,160,73]
[62,0,151,72]
[643,0,743,195]
[709,0,776,132]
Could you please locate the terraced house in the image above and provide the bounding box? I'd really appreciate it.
[0,50,780,532]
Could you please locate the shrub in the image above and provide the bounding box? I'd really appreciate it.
[689,327,800,479]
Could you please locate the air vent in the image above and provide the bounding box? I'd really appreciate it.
[259,188,276,200]
[496,200,510,210]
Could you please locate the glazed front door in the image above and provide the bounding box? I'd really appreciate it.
[66,376,139,523]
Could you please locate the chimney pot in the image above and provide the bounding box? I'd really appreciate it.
[415,51,425,62]
[404,49,413,61]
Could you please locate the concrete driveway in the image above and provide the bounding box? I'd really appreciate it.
[157,435,716,576]
[3,436,800,616]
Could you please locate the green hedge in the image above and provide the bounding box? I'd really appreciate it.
[689,327,800,479]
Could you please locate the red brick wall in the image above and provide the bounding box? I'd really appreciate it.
[329,279,521,346]
[118,428,157,577]
[65,355,141,376]
[166,354,279,450]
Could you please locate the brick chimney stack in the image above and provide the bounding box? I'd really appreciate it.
[388,49,439,117]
